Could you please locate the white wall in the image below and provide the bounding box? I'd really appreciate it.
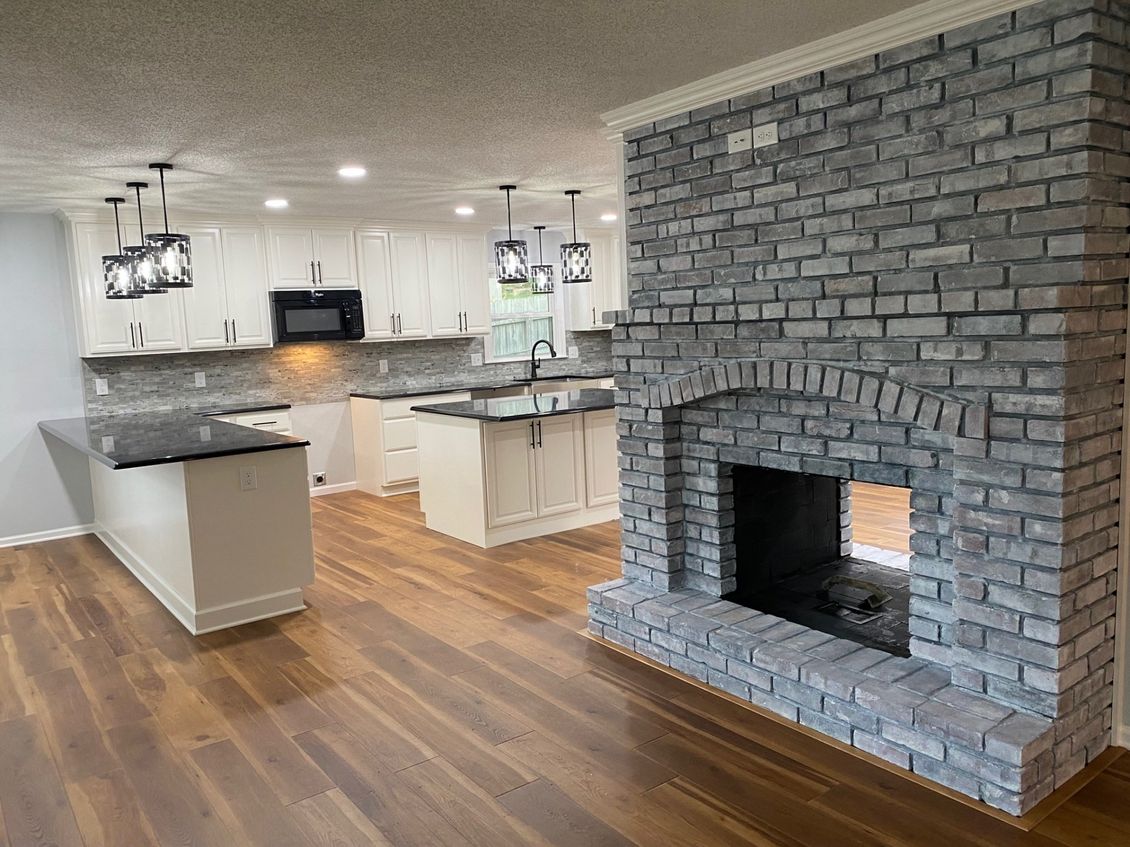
[289,401,356,494]
[0,214,94,544]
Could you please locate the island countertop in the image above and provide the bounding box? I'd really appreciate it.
[39,411,309,470]
[411,388,615,422]
[352,372,613,401]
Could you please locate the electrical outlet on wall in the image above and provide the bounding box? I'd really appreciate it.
[94,378,109,396]
[470,353,483,367]
[567,346,579,359]
[378,359,389,374]
[312,471,327,487]
[727,129,752,154]
[239,466,257,491]
[753,122,779,148]
[194,371,206,388]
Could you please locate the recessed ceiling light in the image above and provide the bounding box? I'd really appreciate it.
[264,198,289,209]
[455,206,475,216]
[338,166,367,179]
[600,212,618,222]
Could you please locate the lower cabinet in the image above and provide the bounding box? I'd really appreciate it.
[583,409,619,507]
[484,415,584,528]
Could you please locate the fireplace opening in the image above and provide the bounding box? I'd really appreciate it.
[723,466,911,657]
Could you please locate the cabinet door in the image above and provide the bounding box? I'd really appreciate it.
[484,420,538,527]
[425,233,461,336]
[311,228,358,288]
[589,234,613,327]
[222,227,272,347]
[566,278,597,331]
[73,223,134,354]
[584,409,619,507]
[457,234,490,335]
[533,415,584,518]
[358,231,395,340]
[131,284,186,351]
[180,227,228,350]
[267,227,315,289]
[389,232,430,338]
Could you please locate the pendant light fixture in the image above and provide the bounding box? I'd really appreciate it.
[123,181,166,294]
[494,185,529,283]
[145,162,193,288]
[103,197,140,300]
[529,226,554,294]
[560,189,592,283]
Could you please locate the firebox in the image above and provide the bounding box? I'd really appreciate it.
[724,466,911,657]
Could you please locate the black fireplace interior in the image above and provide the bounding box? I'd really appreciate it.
[724,466,911,657]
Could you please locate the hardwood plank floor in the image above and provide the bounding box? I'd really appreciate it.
[0,489,1123,846]
[852,481,911,554]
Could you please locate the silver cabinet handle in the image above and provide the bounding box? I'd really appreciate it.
[390,313,396,334]
[317,260,323,285]
[396,313,402,335]
[529,421,536,449]
[138,322,144,347]
[593,307,597,325]
[129,321,136,348]
[310,260,316,285]
[463,311,468,332]
[536,420,543,447]
[224,319,230,343]
[232,319,237,343]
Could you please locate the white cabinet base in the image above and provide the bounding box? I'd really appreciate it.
[417,412,618,548]
[88,448,314,634]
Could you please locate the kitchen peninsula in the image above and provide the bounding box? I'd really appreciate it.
[414,388,618,547]
[39,410,315,634]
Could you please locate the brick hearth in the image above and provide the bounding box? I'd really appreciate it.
[590,0,1127,815]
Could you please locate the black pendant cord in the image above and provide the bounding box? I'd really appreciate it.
[133,184,145,238]
[571,195,578,241]
[158,168,169,233]
[506,188,514,239]
[112,202,123,253]
[537,227,544,262]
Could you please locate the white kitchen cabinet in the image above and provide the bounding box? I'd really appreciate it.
[70,222,187,356]
[584,409,619,507]
[567,232,623,331]
[426,232,489,337]
[360,230,431,340]
[484,419,539,527]
[531,415,585,517]
[182,226,271,350]
[266,226,357,289]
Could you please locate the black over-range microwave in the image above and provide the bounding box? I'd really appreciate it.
[271,290,365,342]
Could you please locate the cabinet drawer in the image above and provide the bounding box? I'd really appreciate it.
[382,417,418,452]
[384,448,420,484]
[235,411,293,434]
[381,391,471,420]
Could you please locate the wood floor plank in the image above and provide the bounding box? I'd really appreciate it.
[118,649,229,751]
[107,718,236,846]
[64,768,160,847]
[190,739,314,847]
[64,636,151,730]
[30,666,119,782]
[287,789,395,847]
[0,716,84,847]
[497,777,636,847]
[197,675,333,805]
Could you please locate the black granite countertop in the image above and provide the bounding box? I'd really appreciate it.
[411,388,615,422]
[351,373,613,401]
[194,403,292,417]
[39,411,309,470]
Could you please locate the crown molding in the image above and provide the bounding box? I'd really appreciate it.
[601,0,1041,139]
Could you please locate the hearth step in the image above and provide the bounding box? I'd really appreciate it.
[822,575,890,611]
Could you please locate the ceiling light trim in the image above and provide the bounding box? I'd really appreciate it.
[599,0,1041,138]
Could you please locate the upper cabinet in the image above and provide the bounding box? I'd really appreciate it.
[182,226,272,350]
[266,226,358,289]
[70,222,187,356]
[426,232,488,337]
[357,230,430,340]
[567,232,623,331]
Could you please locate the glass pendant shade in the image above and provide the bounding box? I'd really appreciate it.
[529,226,554,294]
[145,163,193,288]
[560,190,592,283]
[493,185,529,283]
[103,197,141,300]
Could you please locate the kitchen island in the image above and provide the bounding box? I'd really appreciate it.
[413,388,618,547]
[39,411,315,634]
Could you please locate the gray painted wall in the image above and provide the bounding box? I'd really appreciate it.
[0,214,93,542]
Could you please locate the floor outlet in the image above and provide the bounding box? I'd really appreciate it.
[312,471,327,487]
[378,359,389,374]
[195,371,206,388]
[94,378,108,396]
[239,466,257,491]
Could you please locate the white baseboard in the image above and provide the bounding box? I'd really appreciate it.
[96,526,307,635]
[0,522,96,549]
[310,480,357,497]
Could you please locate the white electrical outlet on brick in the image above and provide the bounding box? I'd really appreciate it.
[470,353,483,367]
[194,371,206,388]
[378,359,389,374]
[753,122,779,148]
[94,378,109,396]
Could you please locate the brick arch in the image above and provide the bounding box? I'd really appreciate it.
[637,359,986,438]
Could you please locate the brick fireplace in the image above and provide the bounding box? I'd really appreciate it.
[589,0,1127,815]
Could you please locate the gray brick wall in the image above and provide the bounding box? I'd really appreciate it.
[597,0,1127,814]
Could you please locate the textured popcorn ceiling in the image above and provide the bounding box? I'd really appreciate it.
[0,0,916,226]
